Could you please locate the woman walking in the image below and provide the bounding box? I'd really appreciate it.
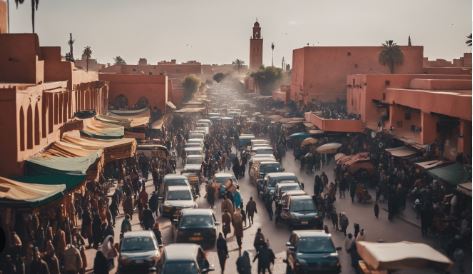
[216,233,229,273]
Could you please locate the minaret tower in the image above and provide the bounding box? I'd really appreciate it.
[249,20,263,70]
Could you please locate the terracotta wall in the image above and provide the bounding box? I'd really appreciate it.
[250,38,263,70]
[291,46,424,104]
[99,73,168,112]
[101,62,202,78]
[0,0,8,33]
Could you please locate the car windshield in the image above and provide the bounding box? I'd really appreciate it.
[121,236,156,252]
[280,185,301,194]
[189,134,203,139]
[269,176,296,187]
[290,199,315,212]
[165,180,188,187]
[186,158,202,165]
[163,262,198,274]
[180,215,214,228]
[260,164,281,174]
[167,190,192,200]
[297,237,336,253]
[255,149,273,155]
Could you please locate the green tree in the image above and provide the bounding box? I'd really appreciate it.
[82,46,92,72]
[379,40,404,73]
[212,73,226,83]
[182,75,201,102]
[232,59,245,72]
[114,56,127,65]
[250,66,283,95]
[14,0,39,33]
[466,33,472,47]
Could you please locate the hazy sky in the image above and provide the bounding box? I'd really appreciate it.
[8,0,472,66]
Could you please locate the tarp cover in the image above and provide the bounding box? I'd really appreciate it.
[356,241,452,272]
[457,182,472,197]
[62,132,136,163]
[385,146,417,158]
[81,118,124,139]
[0,177,66,208]
[427,162,471,186]
[175,107,206,113]
[97,109,150,128]
[316,143,342,154]
[415,160,446,170]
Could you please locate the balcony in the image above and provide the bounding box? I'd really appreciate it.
[304,111,364,133]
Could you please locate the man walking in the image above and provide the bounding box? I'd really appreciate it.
[246,197,257,225]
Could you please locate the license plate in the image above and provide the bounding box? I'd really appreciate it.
[301,221,308,225]
[190,236,203,241]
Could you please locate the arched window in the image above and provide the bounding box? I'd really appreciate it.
[54,94,59,125]
[58,93,64,124]
[34,102,40,145]
[19,106,25,151]
[42,96,47,138]
[63,93,68,122]
[26,105,33,149]
[135,97,149,109]
[114,94,128,109]
[85,90,91,110]
[48,94,53,133]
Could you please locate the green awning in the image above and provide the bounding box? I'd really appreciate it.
[80,118,124,139]
[427,163,471,186]
[15,174,86,191]
[25,152,101,177]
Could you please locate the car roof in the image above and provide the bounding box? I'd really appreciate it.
[123,230,155,238]
[259,161,280,165]
[185,147,203,151]
[167,185,192,191]
[253,146,273,150]
[181,208,214,216]
[215,173,234,178]
[283,190,307,197]
[290,194,313,201]
[276,181,300,188]
[252,154,275,159]
[164,244,200,261]
[164,174,187,180]
[267,172,296,177]
[187,155,203,158]
[293,230,330,238]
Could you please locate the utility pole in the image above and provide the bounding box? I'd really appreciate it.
[271,42,275,67]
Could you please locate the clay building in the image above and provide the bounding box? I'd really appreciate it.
[0,33,108,177]
[0,0,7,33]
[291,46,424,104]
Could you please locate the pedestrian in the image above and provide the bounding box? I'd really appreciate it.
[43,241,60,274]
[30,248,49,274]
[330,209,339,231]
[54,226,66,262]
[344,233,354,252]
[353,223,360,238]
[100,235,118,270]
[120,214,132,239]
[93,249,109,274]
[222,209,232,239]
[356,229,366,241]
[253,228,265,253]
[142,205,155,230]
[246,197,257,225]
[206,183,216,208]
[149,191,159,216]
[152,222,163,246]
[234,186,243,209]
[216,233,229,274]
[349,181,356,203]
[253,242,274,274]
[221,194,235,216]
[240,204,247,227]
[339,212,349,236]
[374,202,379,219]
[236,251,252,274]
[109,199,119,227]
[232,209,244,251]
[63,243,83,274]
[265,197,273,221]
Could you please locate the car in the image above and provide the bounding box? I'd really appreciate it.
[162,174,191,196]
[158,243,215,274]
[160,185,196,217]
[185,147,204,157]
[274,181,303,204]
[118,231,161,273]
[249,161,283,185]
[251,146,274,156]
[195,126,209,135]
[184,155,203,173]
[212,173,238,197]
[277,194,322,229]
[173,209,219,249]
[189,132,205,140]
[260,172,301,200]
[238,134,255,149]
[251,139,270,148]
[284,230,341,274]
[197,119,212,127]
[185,142,203,149]
[248,154,276,170]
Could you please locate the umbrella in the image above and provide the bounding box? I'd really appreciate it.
[334,153,346,161]
[301,137,318,147]
[308,129,324,135]
[288,132,311,139]
[316,143,342,154]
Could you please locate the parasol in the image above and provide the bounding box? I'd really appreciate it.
[288,132,311,139]
[301,137,318,147]
[316,143,342,154]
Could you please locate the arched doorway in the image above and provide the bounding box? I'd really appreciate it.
[19,107,25,151]
[26,105,33,149]
[114,94,129,109]
[34,102,40,145]
[135,97,149,109]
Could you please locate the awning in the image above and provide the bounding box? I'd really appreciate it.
[415,160,446,170]
[356,241,452,272]
[151,114,170,130]
[316,143,342,154]
[175,107,206,113]
[97,109,150,128]
[166,101,177,110]
[0,177,66,208]
[457,182,472,197]
[385,146,417,158]
[14,174,86,192]
[81,118,124,139]
[427,162,471,186]
[62,132,137,163]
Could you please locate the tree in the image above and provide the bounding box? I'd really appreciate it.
[250,66,283,95]
[378,40,404,73]
[182,75,201,102]
[212,73,225,83]
[82,46,92,72]
[466,33,472,47]
[232,59,245,72]
[114,56,126,65]
[14,0,40,33]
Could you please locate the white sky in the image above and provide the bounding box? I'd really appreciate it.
[8,0,472,66]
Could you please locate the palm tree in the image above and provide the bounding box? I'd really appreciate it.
[82,46,92,72]
[114,56,126,65]
[14,0,39,33]
[466,33,472,47]
[379,40,404,73]
[232,59,245,72]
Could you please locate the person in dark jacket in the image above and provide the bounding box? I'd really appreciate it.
[236,251,251,274]
[253,228,265,253]
[149,191,160,215]
[142,205,155,230]
[92,211,102,248]
[216,233,229,273]
[30,249,50,274]
[246,197,257,225]
[253,242,275,274]
[93,250,109,274]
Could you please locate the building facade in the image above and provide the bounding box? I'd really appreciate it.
[0,0,7,34]
[249,21,263,71]
[291,46,424,104]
